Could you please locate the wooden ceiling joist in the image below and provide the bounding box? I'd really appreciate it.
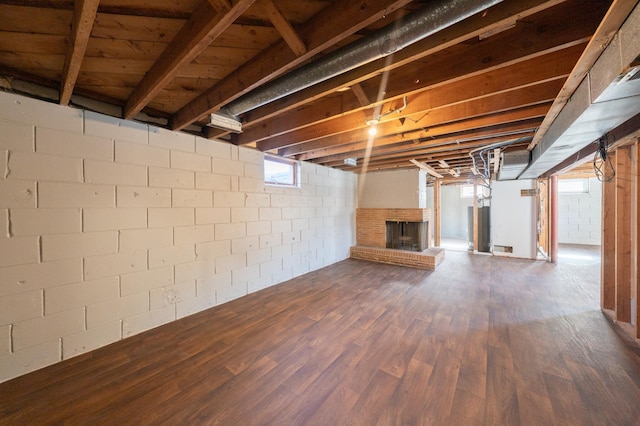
[0,0,618,176]
[298,118,542,162]
[170,0,413,130]
[318,133,536,169]
[263,0,307,57]
[246,43,581,149]
[235,0,599,147]
[287,104,550,159]
[59,0,99,106]
[234,0,589,134]
[263,78,562,153]
[123,0,256,119]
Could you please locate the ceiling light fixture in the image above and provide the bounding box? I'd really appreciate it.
[364,96,408,136]
[366,118,379,136]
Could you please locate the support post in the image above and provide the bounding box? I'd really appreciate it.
[473,179,478,252]
[602,152,616,310]
[615,146,632,322]
[434,179,441,247]
[549,175,558,264]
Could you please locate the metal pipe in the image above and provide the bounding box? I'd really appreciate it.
[224,0,503,116]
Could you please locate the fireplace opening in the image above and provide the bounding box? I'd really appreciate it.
[386,221,428,252]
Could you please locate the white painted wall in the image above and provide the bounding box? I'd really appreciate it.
[558,177,602,245]
[0,91,357,383]
[441,185,474,239]
[357,169,426,208]
[491,179,538,259]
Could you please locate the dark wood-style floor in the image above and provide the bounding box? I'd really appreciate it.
[2,248,640,425]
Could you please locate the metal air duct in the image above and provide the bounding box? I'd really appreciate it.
[223,0,503,117]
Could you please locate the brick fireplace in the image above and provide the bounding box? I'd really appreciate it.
[350,208,444,269]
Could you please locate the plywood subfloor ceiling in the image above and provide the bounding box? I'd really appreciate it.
[0,0,615,177]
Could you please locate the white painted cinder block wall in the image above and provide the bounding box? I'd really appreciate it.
[558,177,602,245]
[0,91,357,383]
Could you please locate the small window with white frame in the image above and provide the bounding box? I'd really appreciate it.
[264,154,300,187]
[460,184,476,198]
[558,178,589,193]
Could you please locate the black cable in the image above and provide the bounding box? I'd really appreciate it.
[593,134,616,182]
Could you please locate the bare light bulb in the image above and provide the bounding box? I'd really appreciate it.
[368,125,377,136]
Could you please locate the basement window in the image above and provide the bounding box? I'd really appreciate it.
[264,154,300,187]
[558,178,589,194]
[460,185,477,198]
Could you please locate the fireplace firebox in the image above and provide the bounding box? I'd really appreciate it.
[386,221,428,252]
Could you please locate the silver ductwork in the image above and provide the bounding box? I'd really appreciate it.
[223,0,503,117]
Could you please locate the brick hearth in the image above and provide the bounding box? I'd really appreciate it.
[351,208,444,269]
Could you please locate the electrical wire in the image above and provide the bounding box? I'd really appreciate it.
[593,134,616,182]
[468,136,533,184]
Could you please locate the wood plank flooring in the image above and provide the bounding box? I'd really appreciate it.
[2,249,640,425]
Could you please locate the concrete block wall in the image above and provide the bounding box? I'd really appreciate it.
[558,177,602,245]
[0,91,357,383]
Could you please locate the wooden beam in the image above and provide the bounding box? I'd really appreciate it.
[171,0,412,130]
[434,179,441,247]
[238,0,575,133]
[124,0,256,119]
[615,145,632,322]
[237,32,587,146]
[325,137,533,170]
[301,119,541,162]
[410,160,443,179]
[264,80,562,153]
[263,0,306,57]
[59,0,99,106]
[317,133,535,168]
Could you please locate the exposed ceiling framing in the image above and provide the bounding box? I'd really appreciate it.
[0,0,637,180]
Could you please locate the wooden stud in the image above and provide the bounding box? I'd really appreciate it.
[615,146,632,322]
[124,0,256,119]
[536,178,550,259]
[602,151,616,311]
[549,175,558,264]
[434,179,441,247]
[59,0,99,106]
[263,0,307,57]
[632,141,640,337]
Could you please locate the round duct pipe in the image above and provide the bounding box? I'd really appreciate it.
[223,0,503,117]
